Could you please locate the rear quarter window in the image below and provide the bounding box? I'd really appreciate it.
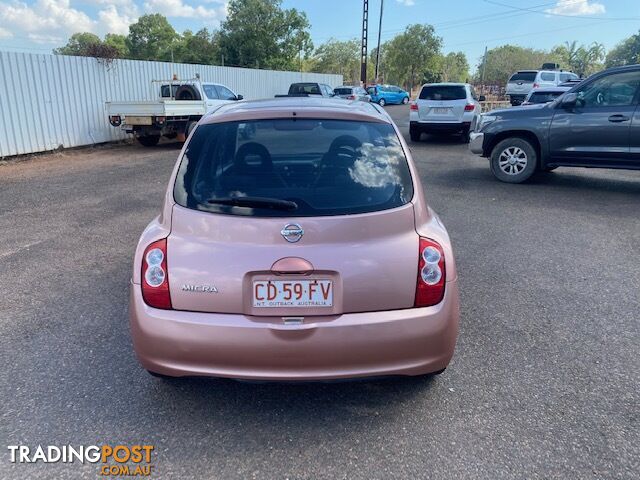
[174,119,414,217]
[419,86,466,101]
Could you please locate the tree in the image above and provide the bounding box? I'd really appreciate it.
[126,14,178,62]
[606,30,640,67]
[438,52,469,83]
[54,32,102,56]
[218,0,312,70]
[312,39,360,84]
[382,24,441,92]
[174,29,220,65]
[552,41,604,77]
[475,45,550,85]
[104,34,129,58]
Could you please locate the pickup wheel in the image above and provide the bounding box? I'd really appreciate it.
[490,137,538,183]
[137,135,160,147]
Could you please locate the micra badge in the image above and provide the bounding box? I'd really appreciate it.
[182,285,218,293]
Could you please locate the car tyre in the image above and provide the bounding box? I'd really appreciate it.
[410,126,422,142]
[490,137,538,183]
[146,370,176,380]
[461,127,471,143]
[137,135,160,147]
[402,96,409,105]
[378,98,386,107]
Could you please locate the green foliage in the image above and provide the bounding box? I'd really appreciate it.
[551,41,605,77]
[312,39,361,84]
[54,32,102,56]
[126,14,179,62]
[174,29,220,65]
[476,45,551,85]
[218,0,312,70]
[606,30,640,67]
[381,24,442,91]
[104,34,129,58]
[438,52,469,83]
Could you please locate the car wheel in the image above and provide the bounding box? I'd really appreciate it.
[137,135,160,147]
[461,128,471,143]
[378,98,386,107]
[490,137,538,183]
[410,127,421,142]
[402,96,409,105]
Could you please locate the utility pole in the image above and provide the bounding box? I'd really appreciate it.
[374,0,384,83]
[481,46,488,86]
[360,0,369,85]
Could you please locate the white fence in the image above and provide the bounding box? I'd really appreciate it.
[0,51,342,158]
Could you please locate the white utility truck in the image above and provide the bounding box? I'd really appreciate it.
[106,77,243,146]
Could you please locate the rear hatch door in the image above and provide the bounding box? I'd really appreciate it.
[417,85,468,122]
[506,71,537,95]
[167,116,419,317]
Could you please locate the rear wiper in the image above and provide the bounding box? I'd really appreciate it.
[207,196,298,211]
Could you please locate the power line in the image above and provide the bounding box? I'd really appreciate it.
[483,0,640,21]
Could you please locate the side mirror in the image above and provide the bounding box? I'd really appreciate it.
[561,92,577,108]
[235,94,244,101]
[479,95,486,102]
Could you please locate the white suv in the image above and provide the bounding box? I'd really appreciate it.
[506,70,579,106]
[409,83,484,143]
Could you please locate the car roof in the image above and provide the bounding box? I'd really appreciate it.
[421,82,468,87]
[201,97,390,125]
[531,86,571,92]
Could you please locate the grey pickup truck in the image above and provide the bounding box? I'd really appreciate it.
[470,64,640,183]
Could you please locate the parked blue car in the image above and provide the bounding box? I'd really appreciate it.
[366,84,410,106]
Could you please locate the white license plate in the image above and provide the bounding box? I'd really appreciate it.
[125,116,153,125]
[253,280,333,308]
[432,107,450,114]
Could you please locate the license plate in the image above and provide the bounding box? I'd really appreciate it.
[253,280,333,308]
[125,116,153,125]
[432,107,450,114]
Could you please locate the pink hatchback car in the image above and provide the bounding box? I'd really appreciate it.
[129,97,459,381]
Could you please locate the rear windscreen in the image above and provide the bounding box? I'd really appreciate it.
[289,84,321,95]
[528,91,564,103]
[419,86,466,101]
[509,72,537,82]
[174,119,414,217]
[334,88,353,95]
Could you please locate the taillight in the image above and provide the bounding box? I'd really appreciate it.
[410,101,418,111]
[141,238,172,309]
[533,83,540,89]
[464,104,475,111]
[155,116,166,124]
[415,238,446,307]
[347,95,356,100]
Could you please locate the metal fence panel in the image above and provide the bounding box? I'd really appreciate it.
[0,51,342,158]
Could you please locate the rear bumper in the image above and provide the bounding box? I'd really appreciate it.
[129,280,459,380]
[410,121,470,133]
[469,132,485,155]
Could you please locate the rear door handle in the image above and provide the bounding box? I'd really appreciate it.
[608,114,630,123]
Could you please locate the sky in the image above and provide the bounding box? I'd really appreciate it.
[0,0,639,70]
